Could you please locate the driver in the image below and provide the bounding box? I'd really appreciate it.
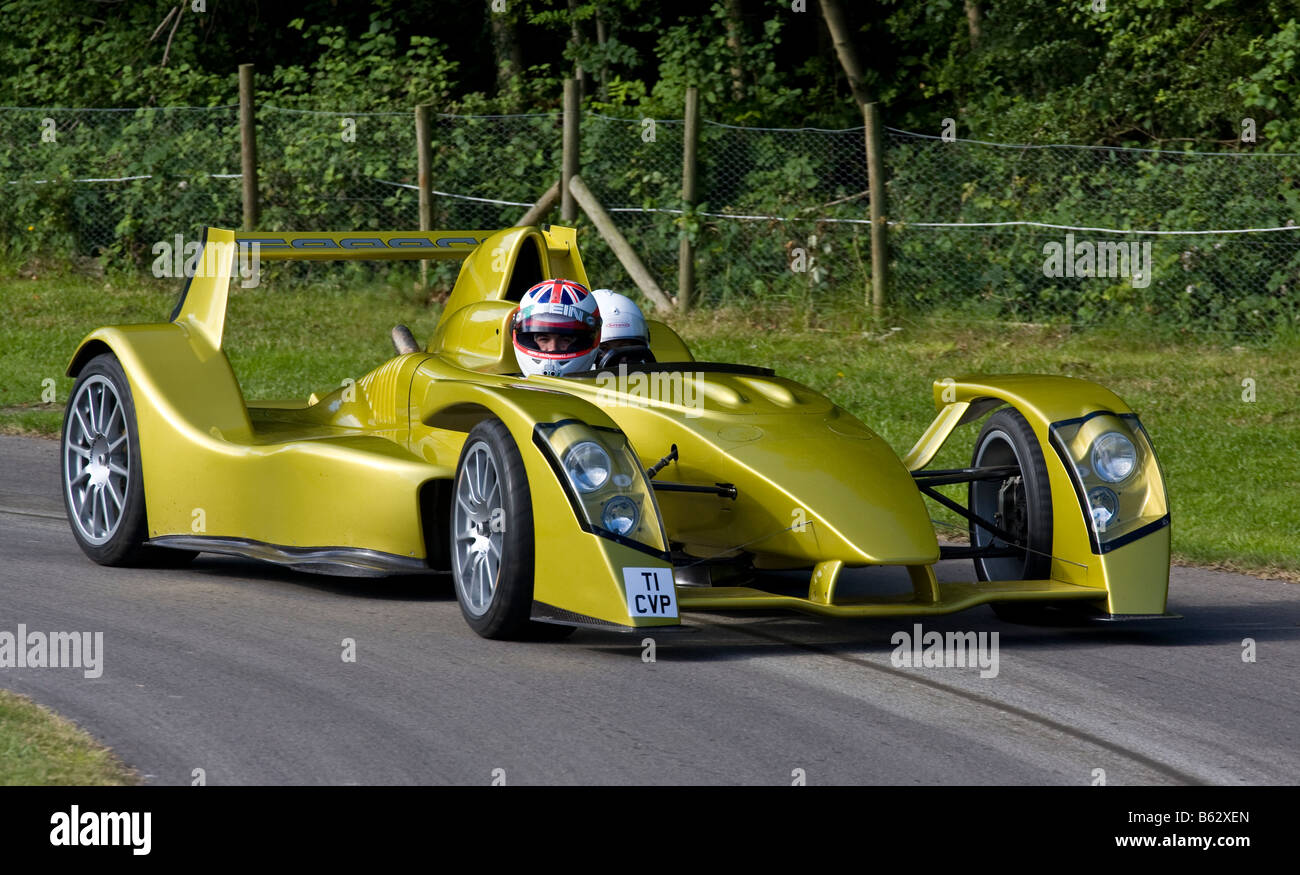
[591,289,650,353]
[511,278,603,376]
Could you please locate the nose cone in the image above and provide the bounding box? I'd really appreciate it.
[550,368,940,565]
[727,417,940,565]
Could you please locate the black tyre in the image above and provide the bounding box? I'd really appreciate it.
[451,417,567,639]
[968,407,1060,624]
[61,353,195,567]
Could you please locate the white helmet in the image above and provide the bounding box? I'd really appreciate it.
[591,289,649,346]
[511,278,603,377]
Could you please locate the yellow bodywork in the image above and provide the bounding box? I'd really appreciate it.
[67,226,1171,629]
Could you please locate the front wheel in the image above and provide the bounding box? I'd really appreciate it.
[451,418,571,639]
[968,407,1063,624]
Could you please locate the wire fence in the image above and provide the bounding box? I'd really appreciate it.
[2,104,1298,338]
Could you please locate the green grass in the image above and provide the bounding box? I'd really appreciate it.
[2,268,1297,579]
[0,689,138,785]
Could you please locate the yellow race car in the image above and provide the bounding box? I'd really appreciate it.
[61,225,1171,639]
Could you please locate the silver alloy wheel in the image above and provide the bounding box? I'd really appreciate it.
[64,374,129,546]
[452,440,504,617]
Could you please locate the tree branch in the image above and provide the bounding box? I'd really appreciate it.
[161,4,183,67]
[149,5,178,43]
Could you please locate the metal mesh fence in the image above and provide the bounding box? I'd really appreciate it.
[258,106,417,231]
[886,129,1300,336]
[0,106,242,256]
[575,114,873,308]
[2,103,1297,337]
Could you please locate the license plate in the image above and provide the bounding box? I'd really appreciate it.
[623,567,678,618]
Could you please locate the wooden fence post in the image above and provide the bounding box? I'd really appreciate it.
[562,79,580,222]
[677,86,699,311]
[239,64,258,231]
[416,104,433,290]
[865,101,888,316]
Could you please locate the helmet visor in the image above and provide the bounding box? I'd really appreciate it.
[513,307,599,359]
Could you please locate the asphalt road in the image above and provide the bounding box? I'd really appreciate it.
[1,434,1297,785]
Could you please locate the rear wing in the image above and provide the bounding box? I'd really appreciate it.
[170,225,588,350]
[232,230,496,260]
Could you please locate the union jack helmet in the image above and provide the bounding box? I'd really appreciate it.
[511,278,603,377]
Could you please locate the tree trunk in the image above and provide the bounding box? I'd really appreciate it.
[964,0,982,49]
[567,0,586,94]
[724,0,746,102]
[490,7,522,104]
[817,0,868,110]
[595,9,609,102]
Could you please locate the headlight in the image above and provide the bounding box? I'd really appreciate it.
[1050,412,1169,554]
[1087,486,1119,532]
[1091,431,1136,482]
[563,441,610,493]
[534,420,669,556]
[601,495,639,536]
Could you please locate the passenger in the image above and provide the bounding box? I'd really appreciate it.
[591,289,650,353]
[590,289,655,367]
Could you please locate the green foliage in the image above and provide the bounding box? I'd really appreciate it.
[267,15,458,111]
[1238,18,1300,147]
[2,0,1299,336]
[881,0,1300,149]
[885,129,1300,336]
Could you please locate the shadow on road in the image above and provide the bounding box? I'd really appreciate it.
[185,554,455,602]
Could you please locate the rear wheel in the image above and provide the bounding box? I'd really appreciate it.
[451,418,572,639]
[968,408,1063,624]
[61,353,195,567]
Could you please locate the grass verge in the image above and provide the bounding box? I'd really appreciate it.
[2,268,1296,579]
[0,689,138,785]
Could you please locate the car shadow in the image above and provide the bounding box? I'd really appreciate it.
[571,598,1300,663]
[181,555,1298,654]
[185,554,455,602]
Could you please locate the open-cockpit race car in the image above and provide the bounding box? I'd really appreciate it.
[61,225,1171,639]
